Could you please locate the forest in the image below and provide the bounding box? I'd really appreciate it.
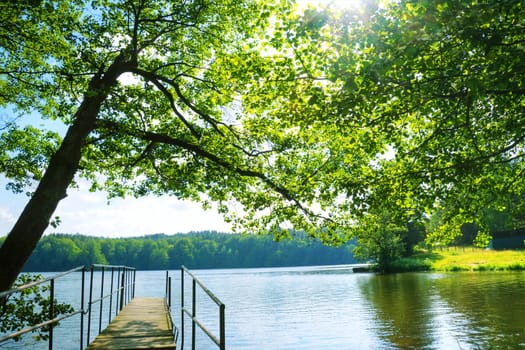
[0,232,356,272]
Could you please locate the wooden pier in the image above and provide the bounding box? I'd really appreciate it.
[86,297,176,350]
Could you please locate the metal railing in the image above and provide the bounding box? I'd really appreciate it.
[0,266,86,350]
[180,265,225,350]
[165,271,179,344]
[0,264,135,350]
[85,264,135,349]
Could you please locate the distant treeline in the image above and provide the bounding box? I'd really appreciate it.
[1,232,356,272]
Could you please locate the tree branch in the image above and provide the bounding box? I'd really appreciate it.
[130,68,201,139]
[94,119,322,220]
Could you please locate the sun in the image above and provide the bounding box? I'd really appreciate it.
[297,0,364,11]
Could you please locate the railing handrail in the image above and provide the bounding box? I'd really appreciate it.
[0,309,83,343]
[86,265,135,307]
[90,264,135,270]
[181,266,224,306]
[0,266,85,299]
[180,265,225,350]
[0,266,86,345]
[0,264,136,350]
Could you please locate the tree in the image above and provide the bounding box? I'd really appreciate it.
[3,0,525,288]
[353,1,525,223]
[352,209,406,273]
[0,0,351,291]
[285,1,525,242]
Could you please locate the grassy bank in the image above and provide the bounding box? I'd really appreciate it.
[391,247,525,272]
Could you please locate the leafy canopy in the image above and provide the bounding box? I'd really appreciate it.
[2,0,525,252]
[283,0,525,236]
[0,0,357,245]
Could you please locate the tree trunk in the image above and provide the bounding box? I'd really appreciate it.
[0,56,129,292]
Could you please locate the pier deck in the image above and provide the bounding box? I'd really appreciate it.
[86,297,176,350]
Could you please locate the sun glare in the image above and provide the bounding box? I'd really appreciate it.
[297,0,364,11]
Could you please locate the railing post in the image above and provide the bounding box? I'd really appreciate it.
[168,277,172,309]
[128,269,132,303]
[115,267,121,318]
[87,265,94,346]
[48,279,54,350]
[119,272,125,311]
[108,267,114,323]
[132,269,136,299]
[124,269,128,304]
[181,267,185,350]
[80,267,85,350]
[220,303,225,350]
[98,267,105,334]
[192,278,196,350]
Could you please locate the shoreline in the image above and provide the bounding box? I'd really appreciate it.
[359,247,525,273]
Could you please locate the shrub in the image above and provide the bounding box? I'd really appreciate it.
[0,274,74,342]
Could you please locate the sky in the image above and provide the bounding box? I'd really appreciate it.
[0,177,232,238]
[0,0,364,239]
[0,111,232,238]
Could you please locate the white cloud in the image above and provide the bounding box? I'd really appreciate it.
[0,207,17,231]
[0,179,232,238]
[50,186,232,237]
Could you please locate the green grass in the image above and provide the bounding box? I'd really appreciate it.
[391,247,525,272]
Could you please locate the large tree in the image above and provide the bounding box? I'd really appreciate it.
[0,0,361,291]
[289,0,525,233]
[2,0,525,290]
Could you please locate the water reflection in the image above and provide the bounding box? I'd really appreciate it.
[358,272,525,350]
[434,272,525,349]
[8,269,525,349]
[358,273,437,349]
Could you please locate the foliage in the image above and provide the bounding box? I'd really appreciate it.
[288,0,525,246]
[425,221,463,248]
[473,230,492,249]
[352,210,406,273]
[0,0,360,290]
[2,0,525,287]
[22,232,356,271]
[0,0,356,239]
[0,274,74,342]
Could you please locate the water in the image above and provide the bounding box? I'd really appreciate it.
[3,266,525,349]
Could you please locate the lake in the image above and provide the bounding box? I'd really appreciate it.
[3,266,525,349]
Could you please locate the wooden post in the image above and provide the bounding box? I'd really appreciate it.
[80,268,85,350]
[168,277,172,309]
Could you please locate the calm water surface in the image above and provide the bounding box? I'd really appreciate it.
[4,266,525,349]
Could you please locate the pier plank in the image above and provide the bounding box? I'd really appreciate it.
[86,297,176,350]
